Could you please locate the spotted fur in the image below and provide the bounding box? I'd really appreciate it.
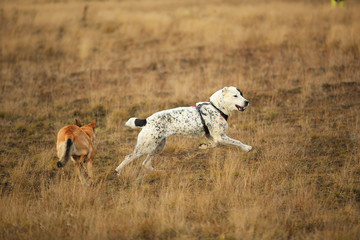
[116,86,253,175]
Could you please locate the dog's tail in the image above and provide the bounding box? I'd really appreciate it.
[125,117,147,129]
[57,139,73,168]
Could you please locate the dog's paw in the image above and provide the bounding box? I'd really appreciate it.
[244,145,253,152]
[115,168,121,177]
[198,142,216,150]
[198,143,209,149]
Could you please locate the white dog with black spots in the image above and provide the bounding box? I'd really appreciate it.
[115,86,253,175]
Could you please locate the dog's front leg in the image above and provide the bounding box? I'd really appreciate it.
[215,135,253,152]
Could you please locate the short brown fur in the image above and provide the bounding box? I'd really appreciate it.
[56,119,96,185]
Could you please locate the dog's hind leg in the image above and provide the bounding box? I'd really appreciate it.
[142,138,166,171]
[116,128,166,176]
[74,155,89,186]
[142,155,155,171]
[86,161,94,185]
[115,150,145,175]
[86,150,95,185]
[154,138,167,154]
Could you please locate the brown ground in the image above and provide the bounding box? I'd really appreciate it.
[1,0,359,239]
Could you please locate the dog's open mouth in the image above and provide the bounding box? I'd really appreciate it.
[236,104,246,112]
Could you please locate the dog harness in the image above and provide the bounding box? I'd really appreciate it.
[196,102,228,137]
[210,102,228,121]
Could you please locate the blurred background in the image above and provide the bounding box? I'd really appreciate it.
[0,0,359,239]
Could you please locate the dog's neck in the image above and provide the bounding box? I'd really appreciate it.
[210,101,229,121]
[210,98,232,117]
[81,127,94,140]
[209,90,232,117]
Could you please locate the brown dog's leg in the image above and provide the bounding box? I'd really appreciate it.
[74,156,88,186]
[86,160,93,185]
[86,147,95,185]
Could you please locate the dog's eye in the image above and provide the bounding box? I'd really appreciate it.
[233,95,238,97]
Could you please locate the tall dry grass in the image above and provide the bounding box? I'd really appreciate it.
[1,0,359,239]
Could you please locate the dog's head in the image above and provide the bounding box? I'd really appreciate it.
[210,86,249,115]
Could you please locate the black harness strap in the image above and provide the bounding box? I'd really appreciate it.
[196,102,228,137]
[210,102,228,121]
[196,103,210,137]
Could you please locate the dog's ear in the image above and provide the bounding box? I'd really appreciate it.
[91,118,97,128]
[236,88,243,96]
[222,87,230,94]
[75,119,82,127]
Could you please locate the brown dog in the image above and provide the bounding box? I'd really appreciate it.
[56,119,96,185]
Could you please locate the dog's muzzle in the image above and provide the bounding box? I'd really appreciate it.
[236,101,249,112]
[57,161,63,168]
[236,105,246,112]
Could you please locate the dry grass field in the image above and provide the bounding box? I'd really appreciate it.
[1,0,360,239]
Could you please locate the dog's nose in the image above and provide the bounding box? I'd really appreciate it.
[244,100,249,106]
[57,161,63,168]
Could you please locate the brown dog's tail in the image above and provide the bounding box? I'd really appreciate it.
[57,139,73,168]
